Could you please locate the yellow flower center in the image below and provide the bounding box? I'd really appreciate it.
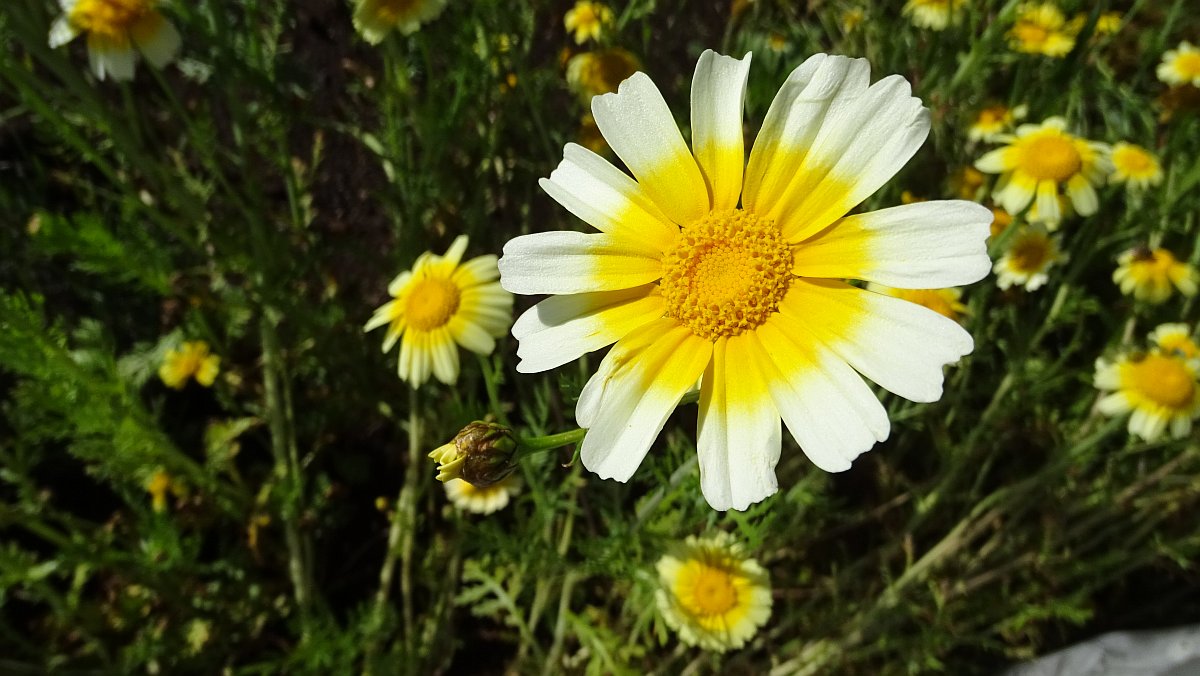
[1130,354,1196,409]
[1114,146,1154,174]
[660,210,792,341]
[406,277,461,331]
[675,560,739,618]
[1008,234,1053,273]
[1013,23,1050,47]
[373,0,419,22]
[976,106,1008,127]
[1019,134,1082,182]
[69,0,153,39]
[1176,52,1200,79]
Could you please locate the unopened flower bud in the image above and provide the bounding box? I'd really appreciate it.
[428,421,519,488]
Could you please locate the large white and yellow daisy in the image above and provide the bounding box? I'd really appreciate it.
[48,0,181,82]
[498,51,992,511]
[365,236,513,387]
[975,117,1111,225]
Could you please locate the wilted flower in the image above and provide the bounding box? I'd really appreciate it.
[48,0,181,81]
[1113,247,1199,304]
[656,532,771,652]
[428,421,519,487]
[159,341,220,390]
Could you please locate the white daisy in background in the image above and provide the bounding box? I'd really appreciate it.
[967,103,1027,143]
[975,117,1111,225]
[1109,142,1164,190]
[994,226,1064,291]
[48,0,181,82]
[365,236,513,387]
[499,51,991,511]
[1095,328,1200,441]
[443,475,521,515]
[1157,41,1200,87]
[655,532,771,652]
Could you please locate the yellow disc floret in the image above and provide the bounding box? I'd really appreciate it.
[1129,354,1196,409]
[69,0,154,41]
[405,278,461,331]
[674,559,741,625]
[1019,134,1082,182]
[660,210,792,341]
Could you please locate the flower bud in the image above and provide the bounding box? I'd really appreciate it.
[428,421,519,488]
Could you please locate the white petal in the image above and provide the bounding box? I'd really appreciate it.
[88,36,136,82]
[429,330,460,384]
[690,50,752,211]
[498,231,662,295]
[48,15,79,48]
[591,72,709,226]
[133,16,181,69]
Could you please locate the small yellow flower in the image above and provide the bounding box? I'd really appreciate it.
[1157,41,1200,87]
[564,1,614,45]
[1008,3,1077,58]
[994,226,1064,291]
[145,469,175,512]
[900,190,927,204]
[565,48,641,102]
[766,32,789,54]
[48,0,181,81]
[444,475,521,515]
[975,117,1111,224]
[159,341,220,390]
[1094,12,1122,36]
[968,104,1027,143]
[656,532,771,652]
[868,284,968,321]
[990,206,1014,238]
[1113,247,1199,304]
[1109,142,1163,190]
[903,0,962,31]
[841,8,866,33]
[1149,323,1199,361]
[364,236,513,386]
[951,166,986,200]
[352,0,447,44]
[1095,348,1200,442]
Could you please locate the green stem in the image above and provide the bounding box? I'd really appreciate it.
[520,428,586,453]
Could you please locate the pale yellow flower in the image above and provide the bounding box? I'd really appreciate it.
[364,236,513,386]
[903,0,962,31]
[1157,41,1200,87]
[1094,12,1122,36]
[1113,247,1199,304]
[841,8,866,33]
[975,117,1111,224]
[565,48,641,102]
[444,475,521,515]
[968,103,1027,143]
[1109,142,1163,190]
[145,469,176,512]
[1096,346,1200,442]
[353,0,447,44]
[48,0,181,81]
[159,341,220,390]
[994,226,1064,291]
[766,32,789,54]
[564,1,614,45]
[1008,3,1076,57]
[867,284,968,322]
[656,532,771,652]
[1150,323,1199,361]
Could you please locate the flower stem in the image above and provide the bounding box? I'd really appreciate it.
[520,428,586,453]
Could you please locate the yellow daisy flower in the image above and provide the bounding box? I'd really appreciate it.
[145,468,180,513]
[902,0,962,31]
[975,117,1111,224]
[500,51,992,510]
[989,206,1014,238]
[364,236,513,387]
[1157,41,1200,87]
[564,0,613,45]
[655,532,771,652]
[48,0,181,82]
[1008,3,1076,57]
[443,475,521,515]
[352,0,447,44]
[967,103,1027,143]
[840,8,866,33]
[1109,142,1164,190]
[994,226,1063,291]
[766,32,790,54]
[1150,323,1199,361]
[1113,247,1199,304]
[1095,348,1200,442]
[1094,12,1122,36]
[867,284,968,322]
[565,48,641,102]
[159,341,220,390]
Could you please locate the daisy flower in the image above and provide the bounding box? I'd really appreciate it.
[444,475,521,515]
[566,48,641,102]
[352,0,447,44]
[1157,41,1200,87]
[841,8,867,34]
[1113,247,1199,304]
[967,103,1027,143]
[975,117,1111,224]
[364,236,513,387]
[994,226,1063,291]
[1095,347,1200,442]
[902,0,962,31]
[499,51,992,510]
[48,0,181,82]
[1008,3,1077,57]
[564,1,613,45]
[655,532,771,652]
[867,284,968,322]
[1109,142,1164,190]
[1150,323,1199,360]
[159,340,220,389]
